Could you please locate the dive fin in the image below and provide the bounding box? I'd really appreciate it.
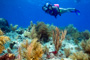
[75,9,80,15]
[70,9,80,15]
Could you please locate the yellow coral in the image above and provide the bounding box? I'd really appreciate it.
[0,36,10,44]
[26,38,43,60]
[0,45,5,53]
[19,38,43,60]
[21,40,29,49]
[8,53,15,58]
[30,25,37,39]
[0,29,4,35]
[0,36,10,54]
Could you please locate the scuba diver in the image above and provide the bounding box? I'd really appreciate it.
[42,3,80,18]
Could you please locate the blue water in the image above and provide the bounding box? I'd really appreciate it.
[0,0,90,31]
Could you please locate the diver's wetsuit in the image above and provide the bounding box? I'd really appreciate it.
[42,4,60,18]
[52,6,60,18]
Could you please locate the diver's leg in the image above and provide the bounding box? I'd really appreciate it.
[67,8,76,12]
[59,8,80,15]
[67,8,80,15]
[59,8,69,14]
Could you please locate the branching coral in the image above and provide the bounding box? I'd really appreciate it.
[35,22,51,42]
[81,38,90,53]
[28,21,34,31]
[43,45,49,54]
[53,27,67,53]
[30,25,37,39]
[0,36,10,54]
[24,25,37,39]
[64,48,70,57]
[10,24,18,31]
[17,38,43,60]
[69,51,89,60]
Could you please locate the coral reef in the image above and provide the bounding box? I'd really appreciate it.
[1,20,90,60]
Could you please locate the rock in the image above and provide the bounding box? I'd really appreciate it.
[0,18,10,32]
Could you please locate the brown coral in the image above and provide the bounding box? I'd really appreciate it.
[53,27,67,53]
[35,22,51,42]
[64,48,70,57]
[69,51,89,60]
[43,45,49,54]
[81,38,90,53]
[81,30,90,40]
[0,53,15,60]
